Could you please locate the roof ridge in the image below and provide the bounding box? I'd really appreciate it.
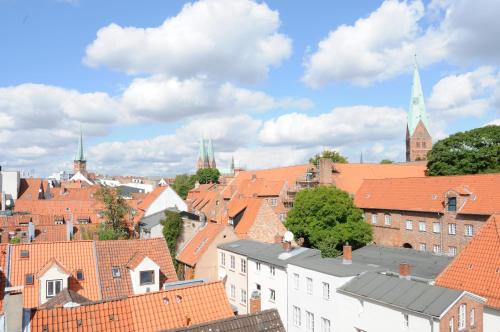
[126,280,223,300]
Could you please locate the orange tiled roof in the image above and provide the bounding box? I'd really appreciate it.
[435,214,500,309]
[177,222,224,267]
[227,198,264,236]
[137,186,165,211]
[95,238,178,300]
[30,281,234,332]
[355,173,500,215]
[9,241,101,308]
[332,163,426,194]
[0,244,7,313]
[17,178,47,200]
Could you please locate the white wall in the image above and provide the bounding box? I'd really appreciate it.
[248,259,288,330]
[0,171,20,200]
[129,257,160,295]
[39,264,70,305]
[484,307,500,332]
[124,182,154,193]
[145,187,187,216]
[217,249,248,314]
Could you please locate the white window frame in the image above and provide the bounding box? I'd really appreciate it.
[465,224,474,237]
[322,282,330,300]
[418,221,426,232]
[448,246,457,256]
[405,220,413,230]
[220,252,225,266]
[240,258,246,274]
[321,317,331,332]
[403,313,409,328]
[269,197,278,206]
[293,273,299,290]
[419,243,426,252]
[433,244,441,254]
[230,255,235,270]
[269,288,276,302]
[448,223,457,235]
[230,284,236,299]
[433,222,441,233]
[470,307,475,326]
[371,214,377,224]
[384,214,391,226]
[293,306,301,327]
[459,303,466,329]
[306,311,315,332]
[241,289,247,305]
[306,277,313,295]
[46,279,63,298]
[449,317,454,332]
[256,261,261,271]
[270,265,276,276]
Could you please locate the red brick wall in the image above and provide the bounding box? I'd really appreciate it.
[440,296,483,332]
[407,121,432,162]
[365,210,489,255]
[247,202,287,243]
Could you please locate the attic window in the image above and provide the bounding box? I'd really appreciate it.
[76,270,84,281]
[25,274,34,285]
[112,267,121,278]
[447,197,457,212]
[20,250,29,258]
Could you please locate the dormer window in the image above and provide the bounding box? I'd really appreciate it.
[447,197,457,212]
[46,279,62,298]
[140,270,154,285]
[76,270,84,281]
[20,250,29,258]
[112,267,121,278]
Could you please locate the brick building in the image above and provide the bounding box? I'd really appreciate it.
[355,173,500,256]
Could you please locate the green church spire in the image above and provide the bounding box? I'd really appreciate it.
[407,56,429,136]
[207,138,215,162]
[74,127,85,162]
[198,138,206,162]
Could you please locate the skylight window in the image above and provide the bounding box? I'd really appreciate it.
[20,250,29,258]
[112,267,121,278]
[25,274,34,285]
[76,270,84,281]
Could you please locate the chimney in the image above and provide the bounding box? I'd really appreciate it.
[185,316,191,326]
[251,174,257,181]
[282,241,292,251]
[399,263,411,280]
[342,243,352,265]
[249,291,261,314]
[274,234,283,244]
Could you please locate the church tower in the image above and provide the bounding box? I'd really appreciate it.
[73,128,87,174]
[207,138,216,169]
[406,57,432,162]
[196,138,217,170]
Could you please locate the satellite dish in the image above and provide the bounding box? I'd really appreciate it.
[5,199,11,206]
[283,231,294,242]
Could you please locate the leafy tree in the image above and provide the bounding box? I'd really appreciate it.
[95,187,130,235]
[172,174,197,199]
[9,236,20,244]
[426,125,500,176]
[309,150,348,166]
[380,159,394,164]
[195,168,220,184]
[285,186,372,257]
[97,223,127,240]
[161,210,183,271]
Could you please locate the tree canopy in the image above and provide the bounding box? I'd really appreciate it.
[426,125,500,176]
[285,186,372,257]
[95,187,130,238]
[380,159,394,164]
[161,210,183,271]
[309,150,348,166]
[195,168,221,184]
[172,174,197,199]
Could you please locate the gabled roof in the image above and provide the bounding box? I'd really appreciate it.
[41,288,92,309]
[355,173,500,215]
[227,198,264,235]
[137,186,166,211]
[95,238,178,299]
[177,222,224,267]
[435,214,500,308]
[126,252,149,270]
[30,281,234,332]
[17,178,48,200]
[36,258,71,278]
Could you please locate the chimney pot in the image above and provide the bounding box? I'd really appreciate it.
[282,241,292,251]
[274,234,283,244]
[342,243,352,265]
[399,263,411,280]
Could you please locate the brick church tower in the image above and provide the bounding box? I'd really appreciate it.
[73,128,87,174]
[406,57,432,162]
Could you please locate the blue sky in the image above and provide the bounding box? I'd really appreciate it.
[0,0,499,176]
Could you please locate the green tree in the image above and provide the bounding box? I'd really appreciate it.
[285,186,372,257]
[172,174,197,199]
[195,168,220,184]
[380,159,394,164]
[426,125,500,176]
[95,187,130,236]
[161,210,183,271]
[97,223,127,240]
[9,236,20,244]
[309,150,348,166]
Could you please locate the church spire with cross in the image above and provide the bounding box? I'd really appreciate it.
[73,126,87,174]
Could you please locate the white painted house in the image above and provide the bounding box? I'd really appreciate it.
[140,186,187,217]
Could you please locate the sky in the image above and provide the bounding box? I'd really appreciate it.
[0,0,499,177]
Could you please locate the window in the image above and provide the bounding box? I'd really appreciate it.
[416,141,421,148]
[448,197,457,212]
[293,273,299,290]
[422,141,426,148]
[405,220,413,230]
[20,250,29,258]
[371,214,377,224]
[241,289,247,304]
[279,213,286,222]
[448,223,457,235]
[270,265,276,276]
[384,214,391,226]
[240,258,246,273]
[465,224,474,237]
[256,262,261,271]
[449,317,454,332]
[321,317,331,332]
[139,270,154,285]
[269,198,278,206]
[25,274,34,285]
[470,307,475,326]
[76,270,84,281]
[322,282,330,300]
[403,313,409,328]
[269,288,276,302]
[433,245,441,254]
[459,304,466,329]
[255,283,261,291]
[293,306,301,327]
[230,255,235,270]
[230,284,236,299]
[306,311,314,332]
[220,252,226,266]
[433,222,441,233]
[419,243,427,252]
[448,246,457,256]
[419,221,426,232]
[306,277,313,295]
[46,279,62,298]
[112,267,121,278]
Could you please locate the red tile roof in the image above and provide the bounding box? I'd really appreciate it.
[137,186,165,211]
[435,214,500,309]
[355,173,500,215]
[30,281,234,332]
[177,223,224,267]
[227,198,264,236]
[95,238,178,300]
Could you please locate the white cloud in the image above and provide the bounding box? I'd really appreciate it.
[84,0,291,83]
[486,119,500,126]
[258,106,406,147]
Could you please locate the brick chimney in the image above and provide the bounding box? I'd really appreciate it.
[282,241,292,251]
[274,234,283,244]
[249,291,261,314]
[342,243,352,265]
[399,263,411,280]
